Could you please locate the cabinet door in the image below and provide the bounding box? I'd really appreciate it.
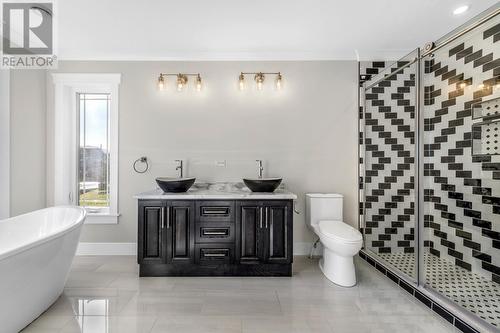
[236,202,264,263]
[263,202,292,264]
[167,201,195,263]
[138,202,167,264]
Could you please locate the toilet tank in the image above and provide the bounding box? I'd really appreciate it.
[305,193,343,229]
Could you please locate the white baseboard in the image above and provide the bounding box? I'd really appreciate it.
[76,242,137,256]
[76,242,320,256]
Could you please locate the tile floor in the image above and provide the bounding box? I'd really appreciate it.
[378,252,500,328]
[22,256,459,333]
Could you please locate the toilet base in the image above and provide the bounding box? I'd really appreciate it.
[318,248,356,287]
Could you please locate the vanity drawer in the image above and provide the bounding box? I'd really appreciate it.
[196,201,234,222]
[195,244,234,265]
[195,222,235,243]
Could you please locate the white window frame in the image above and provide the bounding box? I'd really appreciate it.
[51,73,121,224]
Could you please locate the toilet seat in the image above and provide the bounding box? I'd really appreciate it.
[318,220,363,244]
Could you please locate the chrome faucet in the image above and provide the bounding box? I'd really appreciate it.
[256,160,264,179]
[175,160,183,178]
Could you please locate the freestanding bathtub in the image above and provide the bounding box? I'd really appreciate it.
[0,206,86,333]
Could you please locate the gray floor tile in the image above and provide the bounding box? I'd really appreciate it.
[151,316,241,333]
[22,255,457,333]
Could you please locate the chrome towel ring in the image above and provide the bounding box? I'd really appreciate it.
[133,157,149,174]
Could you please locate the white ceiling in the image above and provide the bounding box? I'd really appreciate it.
[57,0,498,61]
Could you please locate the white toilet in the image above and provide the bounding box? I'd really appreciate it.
[305,193,363,287]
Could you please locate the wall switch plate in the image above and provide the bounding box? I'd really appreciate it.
[215,160,226,167]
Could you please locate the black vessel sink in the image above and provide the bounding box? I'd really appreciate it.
[243,178,282,193]
[156,177,196,193]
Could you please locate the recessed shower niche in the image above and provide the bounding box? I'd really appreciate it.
[472,97,500,156]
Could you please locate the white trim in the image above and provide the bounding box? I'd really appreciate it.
[50,73,121,224]
[76,242,136,256]
[0,70,10,219]
[55,50,410,62]
[51,73,121,85]
[84,214,120,225]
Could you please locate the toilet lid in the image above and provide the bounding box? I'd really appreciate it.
[319,220,363,243]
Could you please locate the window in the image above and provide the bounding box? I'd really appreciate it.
[51,74,121,224]
[78,93,111,214]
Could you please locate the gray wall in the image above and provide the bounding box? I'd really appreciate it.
[17,60,359,248]
[10,70,47,216]
[0,70,10,219]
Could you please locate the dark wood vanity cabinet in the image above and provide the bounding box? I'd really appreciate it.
[236,201,292,265]
[168,201,195,263]
[138,199,293,276]
[138,200,195,265]
[263,201,293,264]
[138,202,165,264]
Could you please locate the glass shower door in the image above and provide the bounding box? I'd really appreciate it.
[362,49,420,282]
[421,14,500,330]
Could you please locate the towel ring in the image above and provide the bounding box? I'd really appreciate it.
[133,157,149,174]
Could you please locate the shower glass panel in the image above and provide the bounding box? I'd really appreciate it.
[422,14,500,329]
[362,49,419,282]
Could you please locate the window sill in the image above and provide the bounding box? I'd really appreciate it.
[84,213,120,225]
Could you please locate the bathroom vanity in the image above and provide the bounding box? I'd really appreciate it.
[134,183,297,277]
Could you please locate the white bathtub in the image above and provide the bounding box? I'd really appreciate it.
[0,206,86,333]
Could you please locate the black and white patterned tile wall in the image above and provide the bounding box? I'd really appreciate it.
[359,60,417,257]
[359,61,391,235]
[423,19,500,284]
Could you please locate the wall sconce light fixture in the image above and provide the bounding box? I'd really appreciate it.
[238,72,283,91]
[195,74,203,92]
[255,73,265,90]
[157,73,203,91]
[275,72,283,90]
[238,73,246,91]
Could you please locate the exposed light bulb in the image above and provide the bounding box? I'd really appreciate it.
[255,73,265,91]
[238,73,245,91]
[176,74,187,92]
[478,83,485,90]
[459,82,466,89]
[275,73,283,90]
[158,74,165,91]
[195,74,202,92]
[453,5,469,15]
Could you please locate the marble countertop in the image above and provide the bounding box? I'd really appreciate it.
[134,182,297,200]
